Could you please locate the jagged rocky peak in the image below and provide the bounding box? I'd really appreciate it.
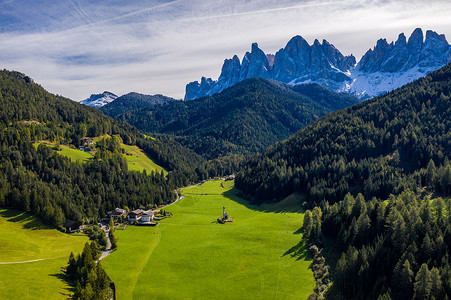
[218,55,241,87]
[185,28,451,100]
[357,28,451,73]
[240,43,271,80]
[80,91,118,108]
[184,77,214,100]
[420,30,451,68]
[185,35,355,100]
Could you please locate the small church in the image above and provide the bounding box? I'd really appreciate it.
[218,206,233,224]
[223,206,228,220]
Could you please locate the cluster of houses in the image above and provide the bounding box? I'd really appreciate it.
[79,138,94,152]
[107,208,155,224]
[63,207,156,234]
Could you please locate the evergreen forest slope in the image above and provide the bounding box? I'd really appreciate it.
[100,92,176,118]
[0,70,203,227]
[105,78,358,159]
[236,64,451,204]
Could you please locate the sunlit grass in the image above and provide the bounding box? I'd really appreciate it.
[103,180,314,299]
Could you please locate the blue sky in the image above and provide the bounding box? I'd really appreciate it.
[1,0,450,100]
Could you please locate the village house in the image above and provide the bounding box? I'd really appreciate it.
[128,209,143,221]
[83,138,94,145]
[63,219,81,233]
[140,210,155,223]
[107,208,127,220]
[78,146,93,152]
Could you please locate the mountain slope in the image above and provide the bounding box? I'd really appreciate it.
[0,70,203,227]
[235,64,451,204]
[186,28,451,100]
[100,92,176,119]
[111,78,358,159]
[80,91,118,108]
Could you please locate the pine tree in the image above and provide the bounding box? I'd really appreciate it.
[430,267,443,299]
[303,210,313,241]
[397,259,414,300]
[414,263,432,300]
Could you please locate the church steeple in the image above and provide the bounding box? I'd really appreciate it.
[223,206,228,220]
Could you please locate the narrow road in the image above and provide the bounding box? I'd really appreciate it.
[99,228,112,261]
[164,182,203,209]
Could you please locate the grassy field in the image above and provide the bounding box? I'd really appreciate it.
[33,141,93,163]
[59,145,93,162]
[34,139,165,174]
[122,143,166,175]
[103,180,314,299]
[0,209,88,299]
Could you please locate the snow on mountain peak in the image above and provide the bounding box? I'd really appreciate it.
[185,28,451,100]
[80,91,118,108]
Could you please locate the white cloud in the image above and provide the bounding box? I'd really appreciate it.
[0,0,450,100]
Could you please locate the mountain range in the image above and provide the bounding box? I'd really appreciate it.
[186,28,451,100]
[106,78,358,159]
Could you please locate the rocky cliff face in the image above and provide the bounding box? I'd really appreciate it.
[185,28,451,100]
[346,28,451,98]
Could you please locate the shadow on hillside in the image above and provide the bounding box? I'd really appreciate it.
[0,209,52,230]
[222,187,305,214]
[282,239,312,262]
[220,185,312,263]
[293,226,304,235]
[49,269,74,298]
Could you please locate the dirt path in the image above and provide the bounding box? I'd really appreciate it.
[99,229,112,261]
[0,256,63,265]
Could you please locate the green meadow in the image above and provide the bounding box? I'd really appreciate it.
[122,143,167,175]
[58,144,94,162]
[103,180,314,299]
[33,141,93,163]
[33,139,165,174]
[0,209,88,299]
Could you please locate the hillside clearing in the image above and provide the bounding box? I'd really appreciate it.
[33,139,166,174]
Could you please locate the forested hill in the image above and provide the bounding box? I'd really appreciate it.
[236,64,451,204]
[0,69,203,227]
[106,78,358,159]
[100,92,176,119]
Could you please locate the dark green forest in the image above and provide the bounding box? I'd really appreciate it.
[236,64,451,205]
[304,191,451,299]
[103,78,357,159]
[0,70,204,227]
[100,92,175,118]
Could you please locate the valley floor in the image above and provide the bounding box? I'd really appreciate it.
[102,180,314,299]
[0,209,88,299]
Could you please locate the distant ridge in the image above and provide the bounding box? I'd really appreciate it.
[108,77,358,159]
[186,28,451,100]
[101,92,176,118]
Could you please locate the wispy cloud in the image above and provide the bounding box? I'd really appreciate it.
[0,0,450,100]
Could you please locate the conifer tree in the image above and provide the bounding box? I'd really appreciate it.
[414,264,432,300]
